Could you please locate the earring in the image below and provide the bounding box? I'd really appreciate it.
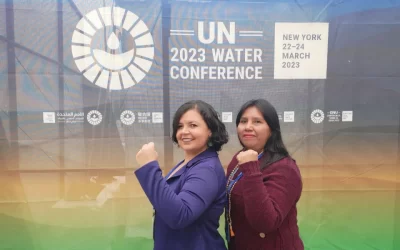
[207,137,213,147]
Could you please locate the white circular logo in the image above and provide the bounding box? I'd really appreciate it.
[311,109,324,124]
[87,110,103,125]
[71,7,154,90]
[120,110,135,125]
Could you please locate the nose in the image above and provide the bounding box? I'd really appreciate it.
[181,125,189,134]
[244,121,253,130]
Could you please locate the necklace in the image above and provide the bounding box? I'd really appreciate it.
[225,151,263,242]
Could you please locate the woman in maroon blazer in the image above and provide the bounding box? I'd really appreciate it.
[226,99,304,250]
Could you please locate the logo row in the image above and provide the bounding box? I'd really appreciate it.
[43,109,353,125]
[310,110,353,124]
[43,111,163,125]
[277,110,353,124]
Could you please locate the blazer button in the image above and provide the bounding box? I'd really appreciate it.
[259,233,266,238]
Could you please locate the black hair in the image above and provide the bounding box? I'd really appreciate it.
[236,99,289,166]
[172,100,229,151]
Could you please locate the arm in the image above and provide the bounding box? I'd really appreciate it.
[239,159,302,233]
[135,161,219,230]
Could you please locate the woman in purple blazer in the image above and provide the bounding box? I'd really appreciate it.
[135,100,229,250]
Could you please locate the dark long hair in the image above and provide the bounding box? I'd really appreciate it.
[236,99,289,167]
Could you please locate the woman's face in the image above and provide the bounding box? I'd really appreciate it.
[237,106,271,153]
[176,109,211,155]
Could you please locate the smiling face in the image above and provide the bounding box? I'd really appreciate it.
[237,106,271,153]
[176,109,211,158]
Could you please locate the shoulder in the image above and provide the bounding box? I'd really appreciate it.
[265,156,302,183]
[188,153,224,177]
[263,157,303,200]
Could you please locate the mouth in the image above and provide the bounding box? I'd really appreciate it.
[242,134,255,138]
[181,138,193,142]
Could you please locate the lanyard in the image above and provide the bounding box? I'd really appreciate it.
[225,152,263,242]
[227,152,263,193]
[227,172,243,193]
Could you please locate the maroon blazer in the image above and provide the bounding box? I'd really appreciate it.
[226,153,304,250]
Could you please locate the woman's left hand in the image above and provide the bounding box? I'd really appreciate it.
[136,142,158,167]
[236,149,258,165]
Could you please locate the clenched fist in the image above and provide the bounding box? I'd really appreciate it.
[136,142,158,167]
[236,149,258,165]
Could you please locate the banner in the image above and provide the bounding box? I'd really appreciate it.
[0,0,399,249]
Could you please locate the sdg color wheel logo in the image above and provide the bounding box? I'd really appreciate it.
[71,7,154,90]
[311,109,324,124]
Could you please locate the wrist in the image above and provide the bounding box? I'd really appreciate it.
[239,161,260,175]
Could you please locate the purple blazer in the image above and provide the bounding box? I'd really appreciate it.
[135,149,227,250]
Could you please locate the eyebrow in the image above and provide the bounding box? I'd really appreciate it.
[240,116,263,121]
[179,121,199,124]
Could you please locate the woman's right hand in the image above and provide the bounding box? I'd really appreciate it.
[136,142,158,167]
[236,149,258,165]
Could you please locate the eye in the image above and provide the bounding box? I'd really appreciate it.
[240,119,247,124]
[190,124,197,128]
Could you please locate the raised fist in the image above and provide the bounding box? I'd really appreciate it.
[236,149,258,165]
[136,142,158,167]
